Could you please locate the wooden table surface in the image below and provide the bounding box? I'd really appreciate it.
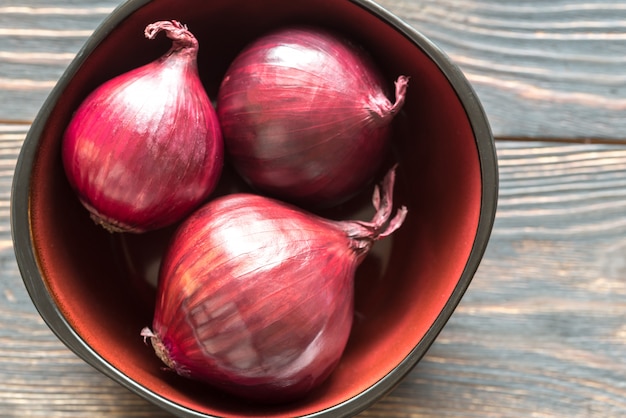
[2,0,626,416]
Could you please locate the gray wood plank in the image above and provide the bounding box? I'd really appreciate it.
[1,0,626,138]
[375,0,626,139]
[0,3,113,122]
[0,0,626,138]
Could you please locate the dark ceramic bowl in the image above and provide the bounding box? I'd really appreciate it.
[11,0,498,416]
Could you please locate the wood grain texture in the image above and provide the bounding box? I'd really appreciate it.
[1,0,626,138]
[2,0,626,416]
[0,2,112,123]
[0,123,171,417]
[363,141,626,417]
[375,0,626,139]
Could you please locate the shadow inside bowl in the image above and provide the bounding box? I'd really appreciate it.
[14,0,496,416]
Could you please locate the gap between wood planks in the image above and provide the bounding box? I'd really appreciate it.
[2,119,625,146]
[496,136,626,145]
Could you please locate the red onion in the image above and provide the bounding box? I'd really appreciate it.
[217,26,409,208]
[62,20,223,233]
[141,166,407,402]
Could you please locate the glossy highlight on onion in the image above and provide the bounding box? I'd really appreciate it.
[217,26,409,208]
[141,166,407,403]
[62,20,223,233]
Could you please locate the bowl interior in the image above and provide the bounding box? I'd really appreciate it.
[22,0,491,416]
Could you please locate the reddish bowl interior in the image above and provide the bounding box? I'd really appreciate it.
[15,0,496,416]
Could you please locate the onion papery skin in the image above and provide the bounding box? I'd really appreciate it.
[62,21,223,233]
[217,26,408,208]
[143,167,407,403]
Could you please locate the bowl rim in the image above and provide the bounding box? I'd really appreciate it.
[10,0,498,416]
